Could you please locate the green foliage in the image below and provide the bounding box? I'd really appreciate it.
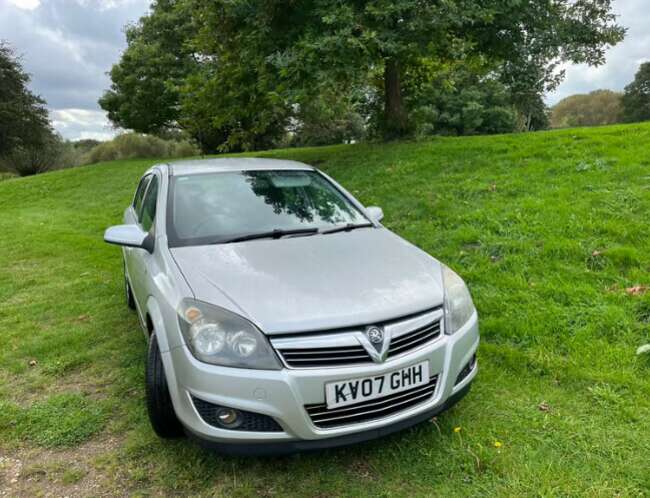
[179,65,289,153]
[551,90,624,128]
[85,133,199,164]
[288,88,366,147]
[1,123,650,495]
[0,132,76,176]
[0,41,52,159]
[72,139,102,154]
[622,62,650,123]
[406,61,518,136]
[190,0,623,138]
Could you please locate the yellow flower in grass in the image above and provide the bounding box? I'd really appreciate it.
[494,441,502,448]
[453,426,461,433]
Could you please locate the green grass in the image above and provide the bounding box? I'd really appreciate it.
[1,123,650,496]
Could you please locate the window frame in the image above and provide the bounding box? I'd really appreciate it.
[139,173,160,234]
[132,174,152,221]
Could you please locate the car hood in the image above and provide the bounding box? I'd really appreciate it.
[170,228,444,334]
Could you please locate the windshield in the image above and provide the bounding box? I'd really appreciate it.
[167,170,369,246]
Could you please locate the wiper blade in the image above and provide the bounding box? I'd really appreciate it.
[220,227,319,244]
[320,222,374,235]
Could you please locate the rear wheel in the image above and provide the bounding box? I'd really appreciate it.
[124,262,136,310]
[146,334,184,438]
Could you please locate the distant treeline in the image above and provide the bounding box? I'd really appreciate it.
[550,62,650,129]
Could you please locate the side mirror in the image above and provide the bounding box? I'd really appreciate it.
[104,224,153,253]
[366,206,384,223]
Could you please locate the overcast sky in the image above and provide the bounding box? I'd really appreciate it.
[1,0,648,141]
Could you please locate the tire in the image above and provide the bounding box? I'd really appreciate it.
[124,263,136,310]
[146,334,184,438]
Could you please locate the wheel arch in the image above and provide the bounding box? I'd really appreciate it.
[144,295,184,416]
[145,296,172,353]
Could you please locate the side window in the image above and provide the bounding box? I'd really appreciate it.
[140,175,159,233]
[133,175,151,218]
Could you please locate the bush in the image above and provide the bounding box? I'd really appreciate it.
[84,133,199,164]
[0,134,69,176]
[550,90,623,128]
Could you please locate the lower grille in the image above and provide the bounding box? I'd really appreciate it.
[305,375,439,429]
[191,396,283,432]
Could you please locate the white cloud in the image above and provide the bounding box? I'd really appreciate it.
[6,0,40,10]
[0,0,149,139]
[50,108,119,141]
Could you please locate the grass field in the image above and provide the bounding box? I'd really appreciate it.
[1,123,649,497]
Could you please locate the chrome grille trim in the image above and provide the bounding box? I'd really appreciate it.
[305,375,439,428]
[271,308,444,369]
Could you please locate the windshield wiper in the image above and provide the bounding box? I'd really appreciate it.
[219,227,319,244]
[320,222,374,235]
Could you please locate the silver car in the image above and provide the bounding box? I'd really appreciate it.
[104,158,478,454]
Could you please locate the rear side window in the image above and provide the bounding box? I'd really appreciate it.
[140,175,159,233]
[133,175,151,217]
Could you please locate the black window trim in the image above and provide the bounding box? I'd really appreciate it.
[132,174,152,216]
[139,171,161,233]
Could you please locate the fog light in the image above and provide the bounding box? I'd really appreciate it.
[216,408,242,428]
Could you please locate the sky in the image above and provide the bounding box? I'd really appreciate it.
[1,0,648,141]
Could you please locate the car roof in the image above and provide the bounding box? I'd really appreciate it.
[167,158,314,176]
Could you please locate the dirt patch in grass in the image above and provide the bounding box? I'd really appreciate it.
[1,370,111,408]
[0,436,127,498]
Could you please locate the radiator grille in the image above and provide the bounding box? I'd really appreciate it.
[277,320,441,368]
[305,375,439,429]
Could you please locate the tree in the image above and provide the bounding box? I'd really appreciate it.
[0,41,51,158]
[622,62,650,123]
[99,0,197,136]
[188,0,623,140]
[551,90,623,128]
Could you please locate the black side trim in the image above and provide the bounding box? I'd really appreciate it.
[185,382,472,456]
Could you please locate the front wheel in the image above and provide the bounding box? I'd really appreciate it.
[146,334,184,438]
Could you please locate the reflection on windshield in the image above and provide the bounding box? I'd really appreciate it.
[167,170,368,246]
[243,172,355,224]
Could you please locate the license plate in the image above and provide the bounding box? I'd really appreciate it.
[325,361,429,409]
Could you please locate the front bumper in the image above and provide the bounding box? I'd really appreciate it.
[161,311,479,453]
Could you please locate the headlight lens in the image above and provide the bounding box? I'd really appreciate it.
[178,299,281,370]
[442,265,476,335]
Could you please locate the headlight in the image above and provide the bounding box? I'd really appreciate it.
[177,299,281,370]
[442,265,476,335]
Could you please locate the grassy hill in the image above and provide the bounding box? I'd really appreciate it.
[1,123,649,496]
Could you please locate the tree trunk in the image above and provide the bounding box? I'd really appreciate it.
[383,58,408,139]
